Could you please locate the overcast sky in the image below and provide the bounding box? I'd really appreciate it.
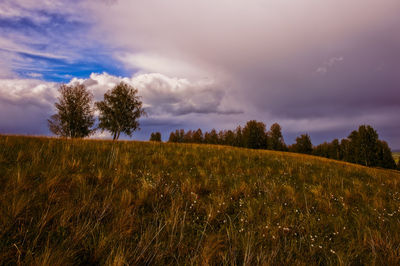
[0,0,399,149]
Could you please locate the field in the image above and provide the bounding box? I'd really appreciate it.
[1,135,400,265]
[393,152,400,164]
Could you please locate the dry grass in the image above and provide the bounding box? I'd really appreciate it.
[1,135,400,265]
[393,152,400,164]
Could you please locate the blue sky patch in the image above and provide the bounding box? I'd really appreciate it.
[0,5,130,82]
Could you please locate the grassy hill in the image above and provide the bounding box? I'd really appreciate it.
[1,135,399,265]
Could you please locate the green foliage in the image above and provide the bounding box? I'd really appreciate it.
[220,130,235,146]
[316,125,397,169]
[168,129,185,143]
[242,120,268,149]
[95,82,145,140]
[168,122,269,150]
[192,129,204,143]
[313,139,340,160]
[347,125,379,166]
[204,129,219,145]
[234,126,244,147]
[149,132,162,142]
[376,140,397,169]
[48,84,95,138]
[184,130,194,143]
[268,123,287,151]
[314,126,397,169]
[1,135,400,264]
[290,134,313,154]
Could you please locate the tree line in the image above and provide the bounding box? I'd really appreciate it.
[152,121,399,170]
[312,125,397,169]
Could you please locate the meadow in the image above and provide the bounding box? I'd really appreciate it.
[393,152,400,164]
[1,135,400,265]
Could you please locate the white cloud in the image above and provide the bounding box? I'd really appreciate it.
[91,130,112,139]
[0,78,58,107]
[116,53,212,79]
[69,72,239,116]
[131,73,240,115]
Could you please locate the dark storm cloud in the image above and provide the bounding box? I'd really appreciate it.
[235,21,400,115]
[232,22,400,147]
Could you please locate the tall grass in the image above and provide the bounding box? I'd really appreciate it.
[1,135,399,265]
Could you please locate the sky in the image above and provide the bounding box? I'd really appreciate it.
[0,0,399,149]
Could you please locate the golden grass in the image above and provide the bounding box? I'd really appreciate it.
[0,135,400,265]
[393,152,400,164]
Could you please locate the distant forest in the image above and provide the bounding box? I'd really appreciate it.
[150,121,399,171]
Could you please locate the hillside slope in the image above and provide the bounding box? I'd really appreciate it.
[1,136,399,265]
